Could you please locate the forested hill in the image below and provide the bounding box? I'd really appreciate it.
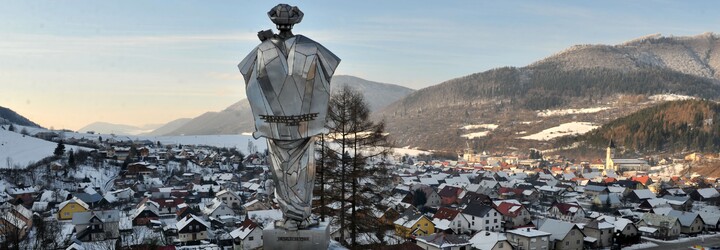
[0,106,42,128]
[571,100,720,153]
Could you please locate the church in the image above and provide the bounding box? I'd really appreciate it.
[605,140,650,172]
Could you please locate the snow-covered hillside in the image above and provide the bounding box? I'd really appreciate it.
[520,122,598,141]
[0,129,88,169]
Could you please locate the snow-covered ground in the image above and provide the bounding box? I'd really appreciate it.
[623,242,658,250]
[461,123,498,139]
[461,131,490,139]
[0,129,89,169]
[461,124,499,130]
[392,146,431,157]
[520,122,598,141]
[649,94,696,102]
[536,107,611,117]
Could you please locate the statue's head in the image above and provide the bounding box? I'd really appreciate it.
[268,4,303,31]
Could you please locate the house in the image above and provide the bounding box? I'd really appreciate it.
[538,219,585,250]
[6,187,36,207]
[416,186,442,208]
[581,220,614,248]
[394,213,435,238]
[636,213,681,240]
[437,186,462,205]
[596,216,640,246]
[507,227,552,250]
[176,214,210,243]
[0,204,33,241]
[72,210,121,242]
[460,192,492,205]
[132,201,160,226]
[216,189,243,208]
[468,231,512,250]
[494,201,531,229]
[432,207,467,234]
[591,193,623,209]
[661,195,693,211]
[627,189,656,203]
[547,203,585,222]
[662,210,704,235]
[202,198,236,218]
[689,188,720,202]
[57,197,90,220]
[230,218,262,250]
[583,185,608,198]
[460,202,502,233]
[415,233,471,250]
[698,209,720,231]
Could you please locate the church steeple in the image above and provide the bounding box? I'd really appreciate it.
[606,138,616,170]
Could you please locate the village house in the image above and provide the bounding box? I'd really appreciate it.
[494,200,531,229]
[658,210,705,235]
[581,220,614,248]
[230,218,262,250]
[469,231,512,250]
[71,210,121,242]
[415,233,471,250]
[538,219,585,250]
[176,214,210,243]
[460,202,502,233]
[394,213,435,238]
[636,213,682,240]
[507,227,552,250]
[547,203,586,222]
[432,207,467,234]
[57,197,90,220]
[216,189,243,208]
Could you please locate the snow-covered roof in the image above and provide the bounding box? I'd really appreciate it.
[58,197,90,211]
[632,189,656,200]
[695,188,720,199]
[469,231,506,250]
[507,228,552,238]
[176,214,209,230]
[538,219,580,241]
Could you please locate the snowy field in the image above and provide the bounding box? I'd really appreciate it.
[0,129,89,169]
[461,124,499,130]
[461,123,498,139]
[461,131,490,139]
[392,146,432,157]
[520,122,598,141]
[649,94,696,102]
[536,107,611,117]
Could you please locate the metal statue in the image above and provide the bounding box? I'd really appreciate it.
[238,4,340,230]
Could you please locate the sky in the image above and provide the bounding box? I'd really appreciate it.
[1,1,719,130]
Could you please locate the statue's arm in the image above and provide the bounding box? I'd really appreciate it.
[315,44,341,79]
[238,48,258,84]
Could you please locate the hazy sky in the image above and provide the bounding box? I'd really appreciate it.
[1,1,719,130]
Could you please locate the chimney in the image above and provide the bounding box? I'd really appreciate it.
[527,228,531,232]
[486,232,491,236]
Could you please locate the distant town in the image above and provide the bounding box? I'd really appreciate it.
[1,123,720,250]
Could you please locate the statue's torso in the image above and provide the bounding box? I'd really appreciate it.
[239,35,340,140]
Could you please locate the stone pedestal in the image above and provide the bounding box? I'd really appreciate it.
[263,221,331,250]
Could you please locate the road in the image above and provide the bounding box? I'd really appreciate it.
[643,235,720,250]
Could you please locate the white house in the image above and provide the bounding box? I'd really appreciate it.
[230,218,262,250]
[461,202,502,233]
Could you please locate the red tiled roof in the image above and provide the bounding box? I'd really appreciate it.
[494,202,524,218]
[553,203,583,215]
[433,207,460,220]
[438,186,461,198]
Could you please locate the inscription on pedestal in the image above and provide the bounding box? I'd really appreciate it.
[263,221,330,250]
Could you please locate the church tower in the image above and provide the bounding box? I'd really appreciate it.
[606,139,616,170]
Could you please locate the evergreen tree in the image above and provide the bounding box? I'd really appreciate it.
[53,141,65,157]
[68,149,76,167]
[7,124,15,132]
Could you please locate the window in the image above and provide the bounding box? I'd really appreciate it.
[472,222,475,226]
[499,242,503,248]
[571,231,575,236]
[486,220,489,224]
[485,226,489,231]
[565,242,569,246]
[576,240,580,244]
[494,219,497,223]
[249,236,254,241]
[495,212,498,216]
[64,212,69,216]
